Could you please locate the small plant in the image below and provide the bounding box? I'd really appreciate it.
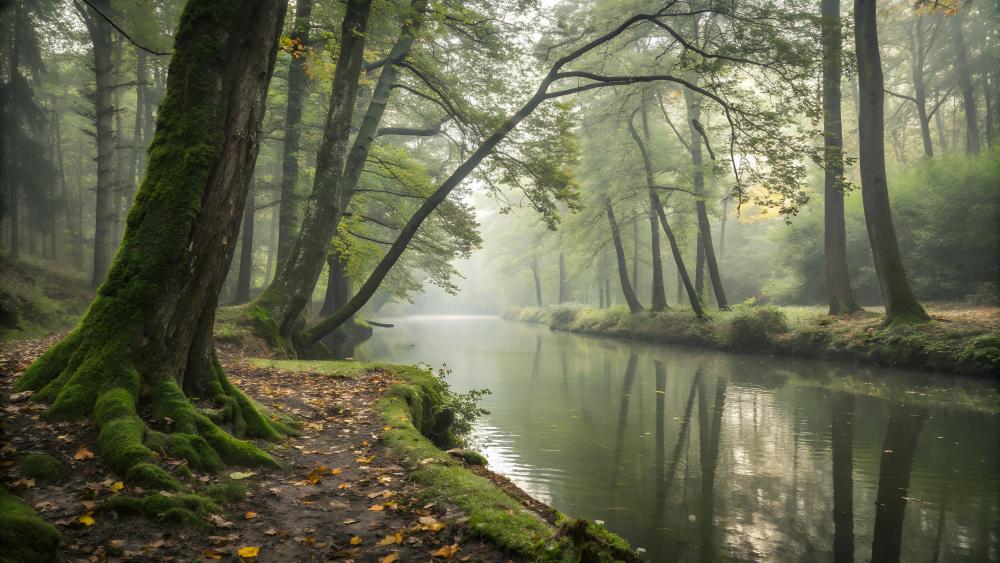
[434,365,491,441]
[727,304,790,349]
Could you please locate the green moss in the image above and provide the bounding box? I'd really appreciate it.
[125,463,183,491]
[247,305,294,357]
[375,364,636,561]
[18,454,63,483]
[0,258,91,342]
[205,480,246,504]
[103,491,220,527]
[247,358,371,378]
[0,487,61,562]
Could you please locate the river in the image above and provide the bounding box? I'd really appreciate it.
[354,315,1000,562]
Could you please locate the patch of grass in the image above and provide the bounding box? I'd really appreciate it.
[246,358,372,378]
[18,453,63,483]
[0,258,91,342]
[504,304,1000,379]
[0,486,61,562]
[375,364,637,561]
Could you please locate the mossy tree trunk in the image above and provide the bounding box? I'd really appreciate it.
[605,200,643,314]
[16,0,289,490]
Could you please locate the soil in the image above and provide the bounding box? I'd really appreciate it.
[1,335,519,562]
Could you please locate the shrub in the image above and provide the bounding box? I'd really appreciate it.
[726,305,789,349]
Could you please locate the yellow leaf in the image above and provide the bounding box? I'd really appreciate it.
[380,553,400,563]
[338,482,350,490]
[73,446,94,461]
[229,471,255,480]
[419,515,445,532]
[431,543,460,559]
[350,536,363,545]
[375,532,403,547]
[78,514,95,526]
[355,456,373,464]
[201,548,225,560]
[330,467,342,475]
[244,511,257,520]
[237,546,260,558]
[369,504,384,511]
[110,481,124,492]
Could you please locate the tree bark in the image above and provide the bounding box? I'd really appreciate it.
[854,0,929,324]
[627,113,666,311]
[6,2,22,260]
[684,67,728,309]
[909,17,934,157]
[320,249,350,316]
[17,0,289,488]
[235,181,255,304]
[276,0,313,266]
[82,1,115,287]
[558,251,567,304]
[822,0,862,315]
[531,255,543,308]
[949,8,980,154]
[605,201,643,313]
[652,194,704,318]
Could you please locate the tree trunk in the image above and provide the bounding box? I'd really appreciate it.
[558,251,567,304]
[83,2,115,287]
[17,0,289,489]
[631,209,639,294]
[111,36,126,249]
[684,71,729,310]
[695,230,705,297]
[950,8,980,155]
[276,0,313,267]
[6,3,22,260]
[909,17,934,157]
[822,0,862,315]
[934,89,949,151]
[320,249,350,316]
[531,255,543,308]
[871,402,927,563]
[234,182,256,304]
[604,201,643,313]
[854,0,929,324]
[652,194,704,318]
[627,114,666,311]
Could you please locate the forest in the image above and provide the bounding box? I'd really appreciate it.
[0,0,998,561]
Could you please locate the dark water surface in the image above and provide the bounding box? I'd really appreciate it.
[355,315,1000,562]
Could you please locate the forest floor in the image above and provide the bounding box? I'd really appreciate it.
[506,302,1000,378]
[0,335,517,562]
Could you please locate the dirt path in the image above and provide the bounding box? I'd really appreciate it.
[1,336,511,562]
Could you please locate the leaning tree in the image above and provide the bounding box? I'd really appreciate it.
[15,0,290,489]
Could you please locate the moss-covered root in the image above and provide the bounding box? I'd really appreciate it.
[0,486,61,562]
[15,341,283,493]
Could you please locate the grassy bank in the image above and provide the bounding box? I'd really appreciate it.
[504,303,1000,378]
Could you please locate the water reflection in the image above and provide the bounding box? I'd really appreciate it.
[355,316,1000,562]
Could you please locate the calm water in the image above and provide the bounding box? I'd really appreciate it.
[355,315,1000,562]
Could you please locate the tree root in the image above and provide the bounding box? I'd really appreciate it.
[15,332,289,493]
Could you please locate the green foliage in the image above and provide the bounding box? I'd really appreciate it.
[0,486,61,562]
[103,491,221,528]
[726,305,789,349]
[18,453,62,483]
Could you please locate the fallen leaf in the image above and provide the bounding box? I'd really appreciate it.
[306,466,329,484]
[355,456,373,464]
[74,446,95,461]
[350,536,363,545]
[237,545,260,558]
[431,543,460,559]
[338,482,350,490]
[375,532,403,547]
[9,390,32,402]
[13,477,35,488]
[209,514,235,528]
[229,471,255,480]
[78,514,96,526]
[369,504,384,511]
[330,467,343,475]
[380,553,399,563]
[110,481,124,492]
[264,528,278,536]
[418,515,445,532]
[244,511,257,520]
[201,548,226,560]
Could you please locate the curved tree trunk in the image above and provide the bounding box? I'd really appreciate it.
[822,0,862,315]
[16,0,289,490]
[627,114,666,311]
[652,194,704,318]
[276,0,313,266]
[605,201,643,313]
[854,0,929,324]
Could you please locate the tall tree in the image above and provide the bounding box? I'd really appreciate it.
[16,0,290,488]
[854,0,929,324]
[77,0,116,286]
[949,5,980,154]
[275,0,313,266]
[606,200,643,313]
[822,0,861,314]
[627,108,666,311]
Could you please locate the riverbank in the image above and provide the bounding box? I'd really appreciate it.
[1,335,635,561]
[504,303,1000,378]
